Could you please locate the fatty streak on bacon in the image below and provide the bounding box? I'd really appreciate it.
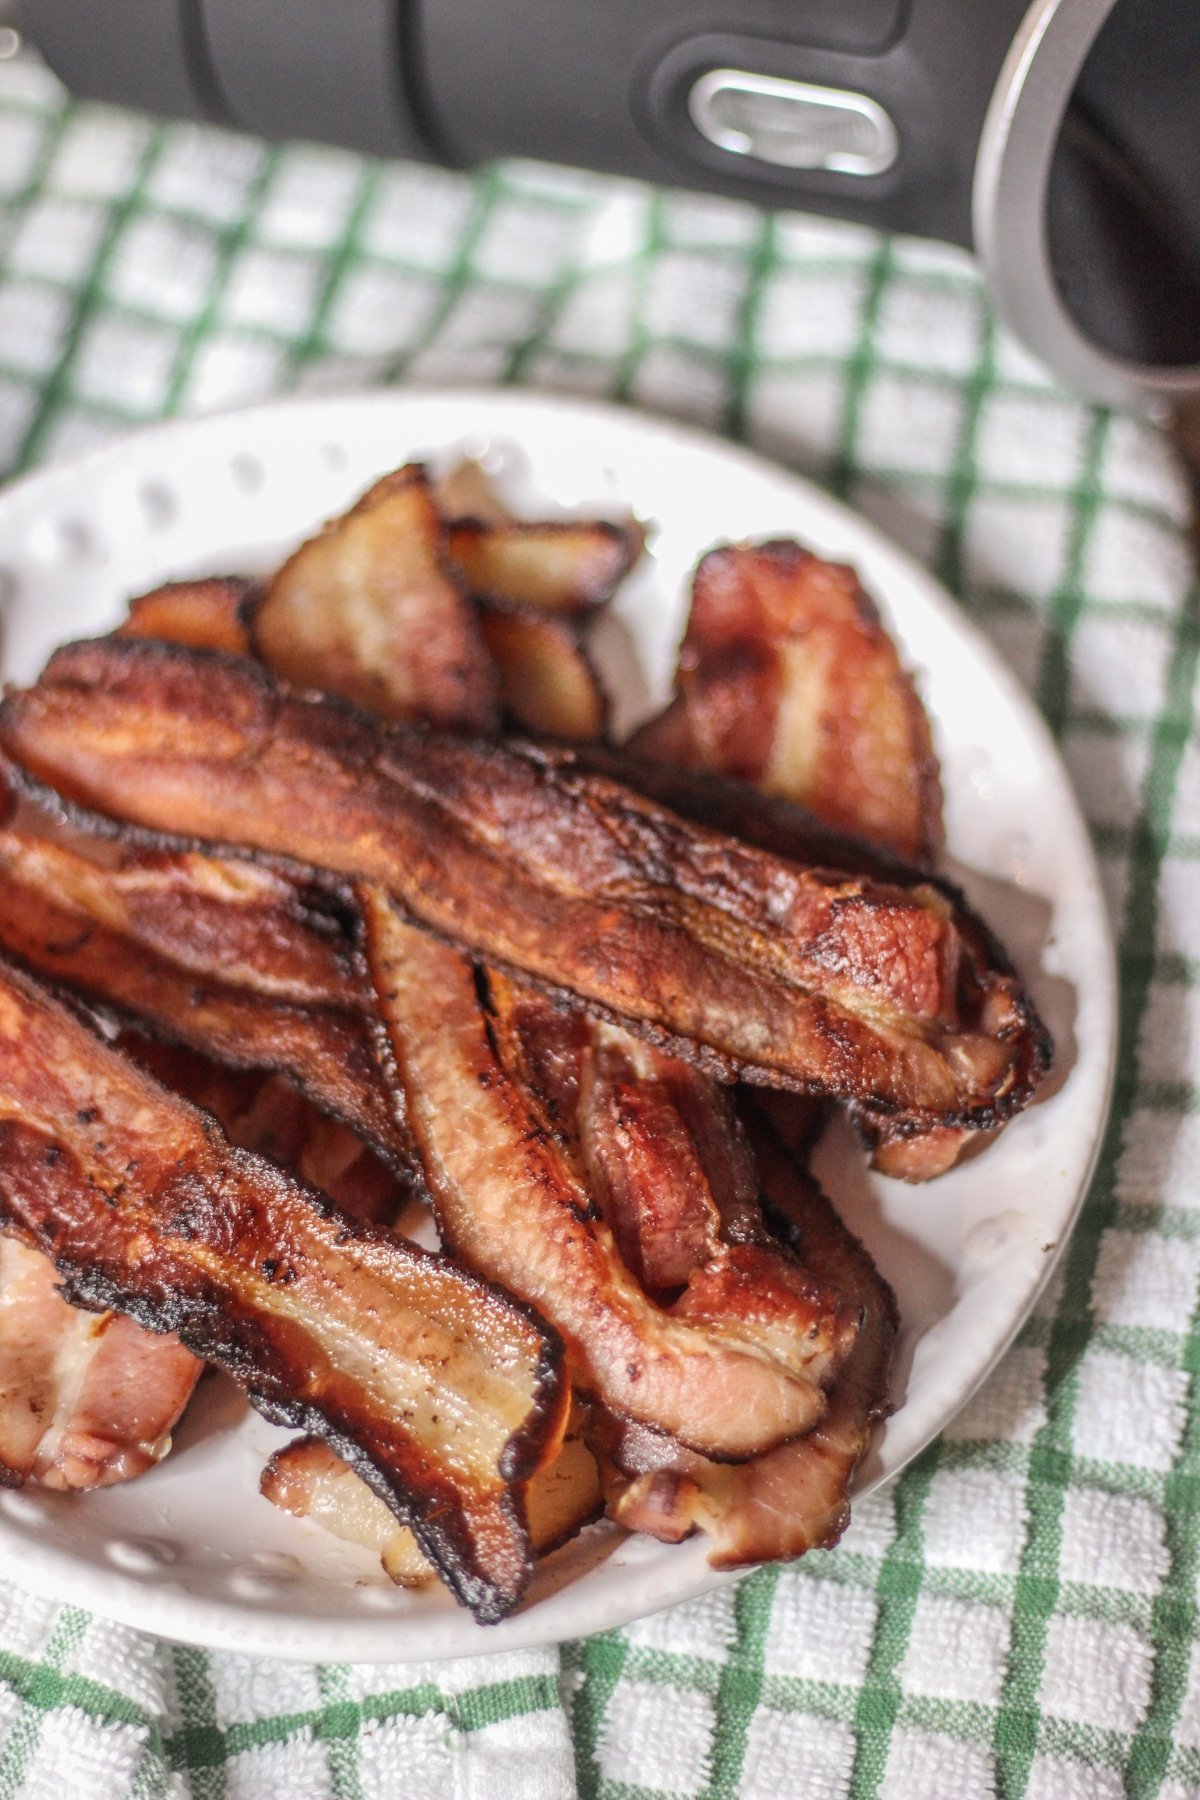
[0,1238,200,1493]
[0,956,566,1621]
[479,604,610,743]
[0,637,1046,1128]
[446,516,642,618]
[361,886,857,1460]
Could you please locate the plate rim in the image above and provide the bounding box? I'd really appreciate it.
[0,386,1117,1662]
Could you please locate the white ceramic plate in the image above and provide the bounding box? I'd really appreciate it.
[0,390,1115,1662]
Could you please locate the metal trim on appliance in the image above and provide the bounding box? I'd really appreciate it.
[688,69,898,177]
[973,0,1200,408]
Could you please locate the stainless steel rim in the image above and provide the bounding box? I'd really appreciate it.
[973,0,1200,408]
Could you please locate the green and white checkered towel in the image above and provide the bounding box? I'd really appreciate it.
[0,43,1197,1800]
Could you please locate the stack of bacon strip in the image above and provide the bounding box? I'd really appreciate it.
[0,455,1052,1619]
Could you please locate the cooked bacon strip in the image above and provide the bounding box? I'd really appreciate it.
[0,1044,398,1496]
[263,1408,603,1585]
[630,541,942,864]
[591,755,1027,1177]
[447,517,642,617]
[361,887,856,1460]
[0,637,1047,1126]
[620,532,995,1181]
[262,1439,436,1586]
[0,957,566,1620]
[480,605,609,742]
[252,464,498,731]
[0,817,406,1169]
[0,810,358,1007]
[576,1023,764,1290]
[486,975,860,1399]
[607,1117,897,1564]
[119,578,256,658]
[0,1238,200,1492]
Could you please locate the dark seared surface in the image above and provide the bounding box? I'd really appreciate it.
[121,1035,406,1229]
[0,956,567,1621]
[0,636,1048,1126]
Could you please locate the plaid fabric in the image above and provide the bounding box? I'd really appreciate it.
[0,46,1196,1800]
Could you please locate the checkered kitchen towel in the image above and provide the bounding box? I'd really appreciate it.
[0,41,1196,1800]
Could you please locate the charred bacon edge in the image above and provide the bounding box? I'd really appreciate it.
[0,954,568,1620]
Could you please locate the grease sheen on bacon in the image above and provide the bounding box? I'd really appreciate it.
[581,745,1051,1177]
[0,637,1045,1127]
[0,956,566,1621]
[486,976,848,1373]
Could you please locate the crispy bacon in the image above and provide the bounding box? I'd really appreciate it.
[0,809,358,1007]
[447,517,642,617]
[0,816,406,1170]
[262,1407,603,1585]
[480,605,609,742]
[252,465,498,731]
[618,531,999,1181]
[485,971,862,1404]
[0,956,566,1620]
[119,578,256,658]
[0,1238,200,1492]
[0,1045,402,1500]
[607,1117,897,1564]
[630,541,942,864]
[360,887,856,1459]
[0,637,1047,1127]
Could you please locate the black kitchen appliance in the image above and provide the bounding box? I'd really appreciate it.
[12,0,1199,406]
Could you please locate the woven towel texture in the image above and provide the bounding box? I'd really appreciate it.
[0,47,1196,1800]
